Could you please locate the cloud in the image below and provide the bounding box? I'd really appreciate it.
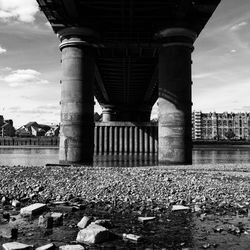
[2,69,49,87]
[230,21,248,31]
[0,0,39,23]
[0,45,6,54]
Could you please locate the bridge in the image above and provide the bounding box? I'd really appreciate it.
[36,0,221,165]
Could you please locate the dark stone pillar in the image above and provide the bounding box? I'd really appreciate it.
[58,27,99,164]
[158,28,197,165]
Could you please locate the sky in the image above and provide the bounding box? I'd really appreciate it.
[0,0,249,128]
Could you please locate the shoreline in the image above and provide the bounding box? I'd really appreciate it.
[1,164,250,248]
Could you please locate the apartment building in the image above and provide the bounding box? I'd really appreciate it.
[192,111,250,140]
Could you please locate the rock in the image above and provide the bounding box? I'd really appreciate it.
[59,245,84,250]
[12,200,21,208]
[122,233,142,242]
[1,196,8,205]
[77,216,92,229]
[76,223,110,244]
[35,243,55,250]
[172,205,190,211]
[202,243,211,249]
[138,216,156,223]
[20,203,46,217]
[38,214,53,229]
[51,212,63,226]
[194,205,201,212]
[2,242,33,250]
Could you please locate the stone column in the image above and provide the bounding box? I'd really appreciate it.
[158,28,197,165]
[58,27,99,164]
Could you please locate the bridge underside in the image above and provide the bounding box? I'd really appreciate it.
[37,0,221,164]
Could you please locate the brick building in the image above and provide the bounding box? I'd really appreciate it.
[192,111,250,140]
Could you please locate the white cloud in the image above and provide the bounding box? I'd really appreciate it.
[0,0,39,23]
[0,45,6,54]
[230,21,248,31]
[2,69,49,87]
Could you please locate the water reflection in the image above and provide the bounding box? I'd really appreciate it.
[193,148,250,164]
[0,147,250,166]
[94,154,158,167]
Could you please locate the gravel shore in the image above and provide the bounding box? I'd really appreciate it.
[1,164,250,249]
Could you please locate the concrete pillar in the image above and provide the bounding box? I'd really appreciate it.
[58,27,99,164]
[158,28,197,165]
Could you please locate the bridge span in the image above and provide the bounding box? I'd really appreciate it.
[37,0,221,165]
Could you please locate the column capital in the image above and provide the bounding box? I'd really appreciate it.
[156,27,197,49]
[57,27,100,50]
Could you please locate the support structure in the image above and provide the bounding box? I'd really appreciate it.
[102,106,115,122]
[58,27,98,164]
[158,28,197,165]
[115,106,152,122]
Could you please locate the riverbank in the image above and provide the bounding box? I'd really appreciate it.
[1,164,250,249]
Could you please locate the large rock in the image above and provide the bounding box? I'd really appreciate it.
[76,223,110,244]
[2,242,33,250]
[20,203,46,217]
[59,245,84,250]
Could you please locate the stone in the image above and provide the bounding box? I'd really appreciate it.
[172,205,190,211]
[38,214,53,229]
[51,212,63,226]
[12,200,21,208]
[20,203,46,217]
[35,243,55,250]
[138,216,156,223]
[1,196,8,205]
[77,216,92,229]
[76,223,110,244]
[2,242,33,250]
[59,245,84,250]
[122,233,142,242]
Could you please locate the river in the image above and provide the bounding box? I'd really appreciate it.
[0,146,250,166]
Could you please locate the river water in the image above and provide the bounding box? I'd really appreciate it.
[0,146,250,166]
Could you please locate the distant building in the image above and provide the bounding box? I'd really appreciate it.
[16,122,51,137]
[0,116,15,137]
[192,111,250,140]
[45,125,60,136]
[0,119,15,137]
